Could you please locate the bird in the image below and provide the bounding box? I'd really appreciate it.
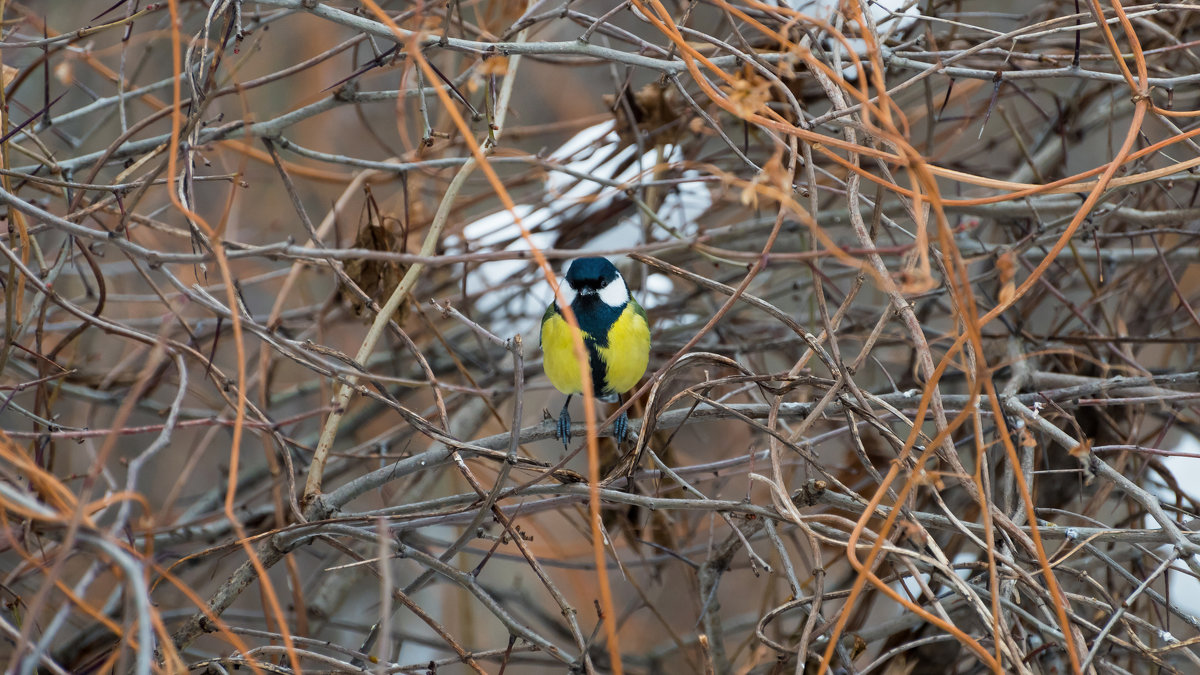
[540,257,651,448]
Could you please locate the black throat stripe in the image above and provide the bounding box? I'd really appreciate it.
[584,334,609,396]
[569,295,625,347]
[570,294,626,395]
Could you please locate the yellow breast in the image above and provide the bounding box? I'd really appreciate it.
[541,310,587,395]
[541,301,650,396]
[597,302,651,394]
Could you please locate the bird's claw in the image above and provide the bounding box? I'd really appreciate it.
[556,398,631,446]
[555,408,572,449]
[613,411,629,445]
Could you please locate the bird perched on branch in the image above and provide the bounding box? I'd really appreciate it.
[540,257,650,448]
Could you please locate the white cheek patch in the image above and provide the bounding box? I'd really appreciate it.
[556,280,577,308]
[599,275,629,308]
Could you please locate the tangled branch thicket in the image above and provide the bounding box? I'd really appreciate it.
[4,0,1200,672]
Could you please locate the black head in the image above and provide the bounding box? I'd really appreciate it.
[565,257,620,292]
[560,257,628,308]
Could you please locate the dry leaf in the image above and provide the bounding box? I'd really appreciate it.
[724,63,772,118]
[468,55,509,93]
[604,82,686,145]
[478,55,509,78]
[913,468,945,490]
[740,181,759,208]
[898,519,928,546]
[996,250,1016,305]
[996,250,1015,283]
[342,188,409,323]
[740,146,790,208]
[1019,425,1037,448]
[998,281,1015,306]
[897,267,937,294]
[777,49,801,80]
[476,0,529,36]
[850,634,868,659]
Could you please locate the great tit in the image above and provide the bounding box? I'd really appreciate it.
[540,257,651,447]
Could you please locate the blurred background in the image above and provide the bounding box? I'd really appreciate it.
[2,0,1200,673]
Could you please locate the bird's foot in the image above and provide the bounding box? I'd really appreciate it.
[555,407,572,449]
[613,411,629,445]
